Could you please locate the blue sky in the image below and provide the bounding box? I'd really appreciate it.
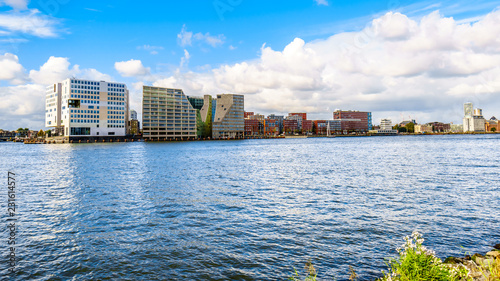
[1,0,500,130]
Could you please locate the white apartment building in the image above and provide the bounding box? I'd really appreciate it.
[45,78,129,138]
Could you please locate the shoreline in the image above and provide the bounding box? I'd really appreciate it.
[3,131,499,144]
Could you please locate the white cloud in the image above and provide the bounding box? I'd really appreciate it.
[29,56,79,85]
[0,9,60,37]
[177,25,225,47]
[229,45,237,50]
[0,53,26,84]
[0,0,29,10]
[177,24,193,47]
[80,68,112,82]
[148,10,500,124]
[314,0,328,6]
[180,49,190,68]
[115,59,151,78]
[137,45,164,55]
[193,32,225,47]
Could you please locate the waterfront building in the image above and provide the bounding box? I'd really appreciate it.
[302,120,313,134]
[244,119,260,136]
[142,86,197,141]
[264,118,279,135]
[463,103,485,132]
[428,122,451,133]
[415,124,433,134]
[128,120,140,135]
[485,117,500,132]
[399,120,417,127]
[283,119,299,134]
[450,124,463,133]
[268,114,284,134]
[286,114,304,133]
[376,119,398,134]
[314,120,342,135]
[333,110,372,133]
[212,94,245,139]
[45,78,129,138]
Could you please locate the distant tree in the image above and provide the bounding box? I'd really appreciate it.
[37,130,45,137]
[45,130,52,137]
[492,127,497,132]
[405,122,415,133]
[398,127,407,133]
[312,123,317,135]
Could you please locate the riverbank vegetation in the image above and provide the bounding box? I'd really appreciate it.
[290,232,500,281]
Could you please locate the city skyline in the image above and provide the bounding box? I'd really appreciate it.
[1,0,500,130]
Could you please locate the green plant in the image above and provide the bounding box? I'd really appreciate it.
[379,231,468,281]
[289,259,317,281]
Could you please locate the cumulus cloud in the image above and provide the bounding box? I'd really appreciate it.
[0,53,26,84]
[29,56,79,85]
[177,25,225,47]
[147,10,500,124]
[0,9,61,37]
[115,59,151,78]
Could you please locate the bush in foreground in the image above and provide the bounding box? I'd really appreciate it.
[379,231,468,281]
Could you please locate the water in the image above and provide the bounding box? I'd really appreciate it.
[1,135,499,280]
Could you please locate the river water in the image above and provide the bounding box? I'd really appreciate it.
[1,135,499,280]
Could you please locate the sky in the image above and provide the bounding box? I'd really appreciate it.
[1,0,500,130]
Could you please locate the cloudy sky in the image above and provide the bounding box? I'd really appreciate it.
[1,0,500,130]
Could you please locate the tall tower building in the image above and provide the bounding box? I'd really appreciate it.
[45,78,129,138]
[464,102,473,117]
[463,102,485,132]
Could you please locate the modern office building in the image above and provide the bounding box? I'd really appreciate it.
[212,94,245,139]
[45,78,129,138]
[463,103,485,132]
[142,86,197,141]
[333,110,373,133]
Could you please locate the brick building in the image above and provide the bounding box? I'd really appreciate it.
[333,110,372,133]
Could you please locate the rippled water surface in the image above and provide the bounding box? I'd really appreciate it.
[1,135,499,280]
